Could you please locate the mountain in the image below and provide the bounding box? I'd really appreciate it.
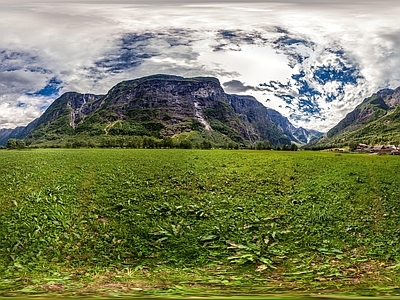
[226,94,291,146]
[309,87,400,148]
[227,95,321,144]
[267,109,322,144]
[1,74,320,148]
[0,121,38,146]
[0,129,14,145]
[25,92,103,143]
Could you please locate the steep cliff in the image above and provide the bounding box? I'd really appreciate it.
[25,93,103,143]
[227,94,291,145]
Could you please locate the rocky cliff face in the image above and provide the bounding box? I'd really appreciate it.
[1,74,319,146]
[96,75,229,134]
[35,92,102,128]
[228,94,292,145]
[65,93,103,128]
[92,75,298,144]
[22,92,102,142]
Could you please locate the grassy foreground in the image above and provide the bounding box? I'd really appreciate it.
[1,149,400,297]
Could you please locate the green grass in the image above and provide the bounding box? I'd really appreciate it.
[1,149,400,296]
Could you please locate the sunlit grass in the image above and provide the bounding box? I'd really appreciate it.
[1,149,400,296]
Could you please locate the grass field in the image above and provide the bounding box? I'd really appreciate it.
[1,149,400,296]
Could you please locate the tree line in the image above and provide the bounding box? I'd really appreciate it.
[2,136,299,151]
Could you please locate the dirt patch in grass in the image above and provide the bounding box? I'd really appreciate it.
[38,283,65,292]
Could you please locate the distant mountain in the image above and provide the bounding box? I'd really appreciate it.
[227,95,321,144]
[266,109,322,144]
[309,87,400,148]
[0,74,320,147]
[0,128,13,145]
[0,122,38,146]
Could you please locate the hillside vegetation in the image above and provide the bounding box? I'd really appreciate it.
[0,149,400,295]
[311,87,400,148]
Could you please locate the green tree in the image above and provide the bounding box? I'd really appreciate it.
[179,140,193,149]
[6,138,26,150]
[290,143,298,151]
[162,137,174,148]
[200,140,212,149]
[6,139,17,149]
[348,140,358,151]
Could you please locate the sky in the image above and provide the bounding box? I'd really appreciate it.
[0,0,400,132]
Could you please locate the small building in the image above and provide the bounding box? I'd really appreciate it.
[369,145,395,154]
[370,146,384,153]
[358,143,369,149]
[391,149,400,155]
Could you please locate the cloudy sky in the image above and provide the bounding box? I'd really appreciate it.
[1,0,400,131]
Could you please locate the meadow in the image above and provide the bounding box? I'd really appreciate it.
[0,149,400,296]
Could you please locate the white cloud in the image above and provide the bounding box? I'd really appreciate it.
[0,0,399,132]
[0,94,53,128]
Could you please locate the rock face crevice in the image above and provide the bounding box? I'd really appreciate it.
[66,93,102,129]
[193,101,212,131]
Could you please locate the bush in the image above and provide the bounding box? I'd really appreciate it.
[179,140,193,149]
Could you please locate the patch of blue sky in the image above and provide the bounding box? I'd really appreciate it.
[31,77,62,97]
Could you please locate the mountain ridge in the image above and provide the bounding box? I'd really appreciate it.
[309,86,400,148]
[0,74,322,147]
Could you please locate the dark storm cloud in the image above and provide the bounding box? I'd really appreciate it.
[0,49,50,74]
[0,48,60,97]
[0,71,51,96]
[223,80,263,93]
[0,50,36,72]
[271,30,315,67]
